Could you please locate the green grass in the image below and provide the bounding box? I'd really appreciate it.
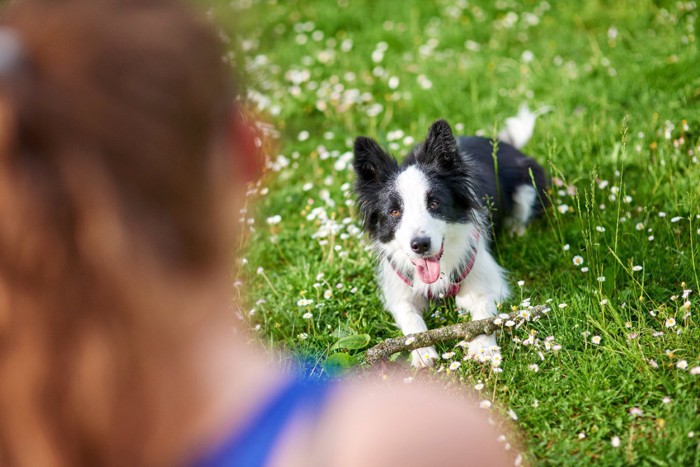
[204,0,699,464]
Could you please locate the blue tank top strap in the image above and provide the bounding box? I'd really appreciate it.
[193,374,334,467]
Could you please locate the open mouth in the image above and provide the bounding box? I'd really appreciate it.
[410,243,444,284]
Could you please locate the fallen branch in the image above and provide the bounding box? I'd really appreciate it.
[365,305,550,365]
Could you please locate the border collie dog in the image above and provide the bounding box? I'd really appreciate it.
[353,118,548,368]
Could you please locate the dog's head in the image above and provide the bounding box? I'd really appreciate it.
[353,120,478,284]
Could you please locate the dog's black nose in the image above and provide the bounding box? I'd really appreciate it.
[410,237,431,254]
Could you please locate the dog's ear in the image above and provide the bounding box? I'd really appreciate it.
[418,119,458,168]
[353,136,398,184]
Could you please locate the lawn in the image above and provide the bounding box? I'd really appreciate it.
[204,0,699,464]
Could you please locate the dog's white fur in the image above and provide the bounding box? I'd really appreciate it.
[505,184,538,237]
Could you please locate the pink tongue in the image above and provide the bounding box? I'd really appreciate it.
[411,256,441,284]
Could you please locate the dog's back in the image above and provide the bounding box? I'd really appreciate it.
[457,136,548,234]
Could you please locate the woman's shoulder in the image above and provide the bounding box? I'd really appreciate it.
[274,374,514,467]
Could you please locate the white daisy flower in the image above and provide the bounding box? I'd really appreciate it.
[266,215,282,225]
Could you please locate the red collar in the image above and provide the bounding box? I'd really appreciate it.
[391,231,480,299]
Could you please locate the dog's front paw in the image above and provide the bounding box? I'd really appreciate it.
[410,346,439,368]
[466,334,501,366]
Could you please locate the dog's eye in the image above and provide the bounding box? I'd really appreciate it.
[389,209,401,218]
[428,198,440,210]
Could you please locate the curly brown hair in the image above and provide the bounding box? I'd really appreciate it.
[0,1,240,465]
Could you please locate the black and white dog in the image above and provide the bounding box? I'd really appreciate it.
[353,115,547,368]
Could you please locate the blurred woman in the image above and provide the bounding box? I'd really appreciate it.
[0,0,511,466]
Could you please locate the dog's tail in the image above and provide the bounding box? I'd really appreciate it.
[498,104,553,149]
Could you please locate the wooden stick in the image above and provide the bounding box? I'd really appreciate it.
[365,305,550,365]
